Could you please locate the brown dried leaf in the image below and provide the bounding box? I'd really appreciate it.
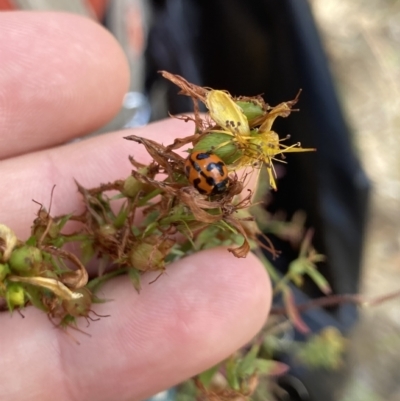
[166,133,201,151]
[178,187,222,224]
[43,246,89,289]
[225,217,251,258]
[130,170,180,194]
[159,71,208,102]
[124,135,184,175]
[258,90,301,132]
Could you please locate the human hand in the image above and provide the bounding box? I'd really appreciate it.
[0,12,271,401]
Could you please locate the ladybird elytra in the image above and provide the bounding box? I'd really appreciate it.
[184,151,229,195]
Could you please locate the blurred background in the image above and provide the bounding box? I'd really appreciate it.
[2,0,400,400]
[310,1,400,400]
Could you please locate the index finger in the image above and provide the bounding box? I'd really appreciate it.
[0,11,129,159]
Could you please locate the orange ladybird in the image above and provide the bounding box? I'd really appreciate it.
[184,151,229,195]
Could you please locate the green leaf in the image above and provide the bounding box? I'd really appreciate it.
[237,344,260,376]
[25,236,37,246]
[114,202,129,228]
[142,221,159,237]
[141,210,159,227]
[128,268,142,292]
[131,225,141,236]
[138,189,163,207]
[252,359,289,376]
[23,283,48,311]
[110,193,125,200]
[225,357,240,390]
[87,268,127,292]
[306,264,332,295]
[51,236,65,248]
[80,239,95,265]
[197,364,220,388]
[57,212,74,231]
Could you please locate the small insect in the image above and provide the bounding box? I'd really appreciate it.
[184,151,229,195]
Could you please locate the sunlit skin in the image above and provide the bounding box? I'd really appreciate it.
[0,12,271,401]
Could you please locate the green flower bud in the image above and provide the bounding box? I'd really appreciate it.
[8,245,43,275]
[6,283,25,310]
[193,132,243,165]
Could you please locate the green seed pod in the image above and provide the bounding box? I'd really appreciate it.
[98,224,117,237]
[193,132,243,165]
[123,167,153,198]
[129,242,164,271]
[123,175,144,198]
[236,100,265,121]
[97,224,118,248]
[62,287,92,317]
[0,263,10,281]
[6,283,25,310]
[8,245,43,275]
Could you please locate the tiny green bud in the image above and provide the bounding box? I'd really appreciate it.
[8,245,43,275]
[123,175,143,198]
[129,242,164,271]
[97,224,118,247]
[6,283,25,310]
[123,167,152,198]
[98,224,117,237]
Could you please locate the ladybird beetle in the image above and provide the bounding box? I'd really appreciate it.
[184,151,229,195]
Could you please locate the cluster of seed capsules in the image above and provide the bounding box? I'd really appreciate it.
[0,73,315,325]
[173,79,315,194]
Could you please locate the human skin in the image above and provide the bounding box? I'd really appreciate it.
[0,11,272,401]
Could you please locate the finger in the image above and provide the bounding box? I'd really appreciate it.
[0,248,271,401]
[0,11,129,159]
[0,117,260,239]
